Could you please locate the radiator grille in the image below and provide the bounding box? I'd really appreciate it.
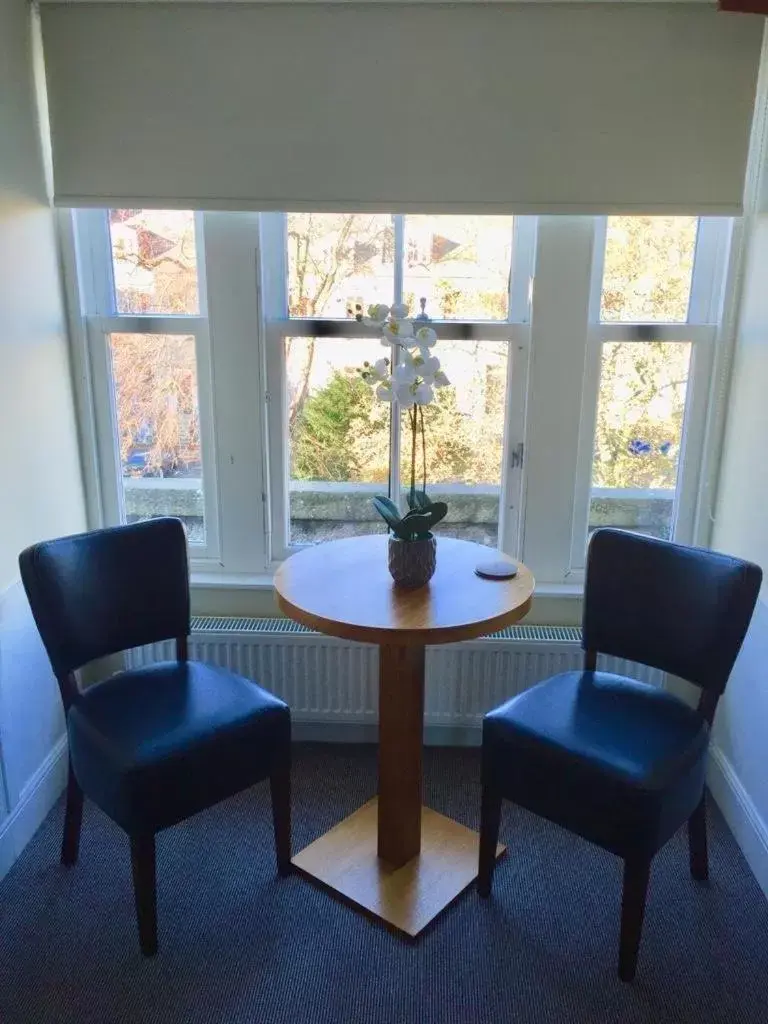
[127,620,662,730]
[189,616,582,644]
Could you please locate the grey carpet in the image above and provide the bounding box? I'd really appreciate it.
[1,743,767,1024]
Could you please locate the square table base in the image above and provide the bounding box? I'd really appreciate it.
[291,797,505,938]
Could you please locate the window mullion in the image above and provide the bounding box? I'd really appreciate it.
[522,216,595,584]
[688,217,731,325]
[75,209,115,316]
[393,214,404,307]
[203,211,268,572]
[390,214,405,501]
[86,322,124,527]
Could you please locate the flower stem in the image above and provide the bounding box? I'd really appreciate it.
[410,404,417,507]
[420,405,427,495]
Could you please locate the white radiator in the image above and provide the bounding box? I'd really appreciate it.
[127,619,664,741]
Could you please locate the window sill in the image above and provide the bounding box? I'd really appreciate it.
[189,572,584,599]
[190,571,275,590]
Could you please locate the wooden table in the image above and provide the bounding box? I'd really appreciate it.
[274,534,535,937]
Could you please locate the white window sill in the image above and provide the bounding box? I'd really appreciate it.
[189,572,584,599]
[191,571,276,590]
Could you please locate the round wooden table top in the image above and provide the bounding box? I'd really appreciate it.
[274,534,535,647]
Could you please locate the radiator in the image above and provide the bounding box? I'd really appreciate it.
[127,619,664,738]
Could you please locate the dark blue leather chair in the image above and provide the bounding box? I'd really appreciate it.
[19,518,291,957]
[478,528,761,981]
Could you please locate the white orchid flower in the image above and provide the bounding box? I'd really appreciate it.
[413,381,435,405]
[414,326,437,348]
[419,354,441,377]
[368,357,389,381]
[433,369,450,387]
[363,303,391,327]
[375,382,395,403]
[392,361,417,388]
[383,319,414,346]
[390,302,410,321]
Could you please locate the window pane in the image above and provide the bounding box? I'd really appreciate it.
[403,216,513,320]
[287,214,394,318]
[400,341,509,546]
[109,333,205,543]
[600,216,698,323]
[109,210,199,315]
[288,338,390,544]
[589,341,691,541]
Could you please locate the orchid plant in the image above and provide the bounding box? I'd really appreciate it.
[358,303,450,541]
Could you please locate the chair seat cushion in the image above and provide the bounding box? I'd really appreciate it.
[483,671,709,858]
[68,661,290,833]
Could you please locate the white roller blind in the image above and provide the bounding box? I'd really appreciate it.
[40,2,762,214]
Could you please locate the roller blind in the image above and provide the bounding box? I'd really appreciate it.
[40,2,763,214]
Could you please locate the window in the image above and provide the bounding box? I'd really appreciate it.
[264,213,530,558]
[403,215,514,320]
[400,341,510,547]
[73,209,219,564]
[69,209,730,586]
[109,332,206,542]
[287,337,390,545]
[563,216,728,578]
[109,209,199,315]
[589,341,691,542]
[287,213,393,318]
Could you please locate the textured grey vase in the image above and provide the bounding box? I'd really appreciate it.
[388,535,437,589]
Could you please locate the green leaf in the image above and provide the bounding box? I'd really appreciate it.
[424,501,448,529]
[395,511,433,540]
[407,489,431,511]
[372,495,403,533]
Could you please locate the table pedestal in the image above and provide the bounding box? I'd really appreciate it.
[291,643,505,937]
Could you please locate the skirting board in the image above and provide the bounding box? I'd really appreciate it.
[707,742,768,899]
[0,735,68,881]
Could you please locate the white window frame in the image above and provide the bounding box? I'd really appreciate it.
[62,208,735,590]
[259,213,535,566]
[68,209,272,575]
[565,216,731,582]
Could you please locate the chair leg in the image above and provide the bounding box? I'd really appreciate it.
[130,834,158,957]
[619,858,651,983]
[478,786,502,898]
[270,760,291,877]
[688,793,709,882]
[61,760,84,867]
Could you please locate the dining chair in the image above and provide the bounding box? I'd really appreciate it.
[19,517,291,957]
[478,527,761,981]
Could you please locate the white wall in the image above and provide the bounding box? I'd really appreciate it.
[708,31,768,898]
[0,0,86,877]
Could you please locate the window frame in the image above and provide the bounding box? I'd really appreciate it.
[69,209,231,571]
[63,208,736,591]
[259,213,534,565]
[565,216,731,581]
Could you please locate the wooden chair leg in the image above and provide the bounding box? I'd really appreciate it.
[688,793,709,882]
[61,759,84,867]
[478,786,502,898]
[619,858,651,983]
[270,760,291,877]
[130,834,158,957]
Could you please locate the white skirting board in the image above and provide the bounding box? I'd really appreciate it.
[0,734,67,881]
[707,743,768,899]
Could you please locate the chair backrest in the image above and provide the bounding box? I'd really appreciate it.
[19,518,190,691]
[582,528,761,697]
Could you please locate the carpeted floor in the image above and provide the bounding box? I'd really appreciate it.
[1,743,767,1024]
